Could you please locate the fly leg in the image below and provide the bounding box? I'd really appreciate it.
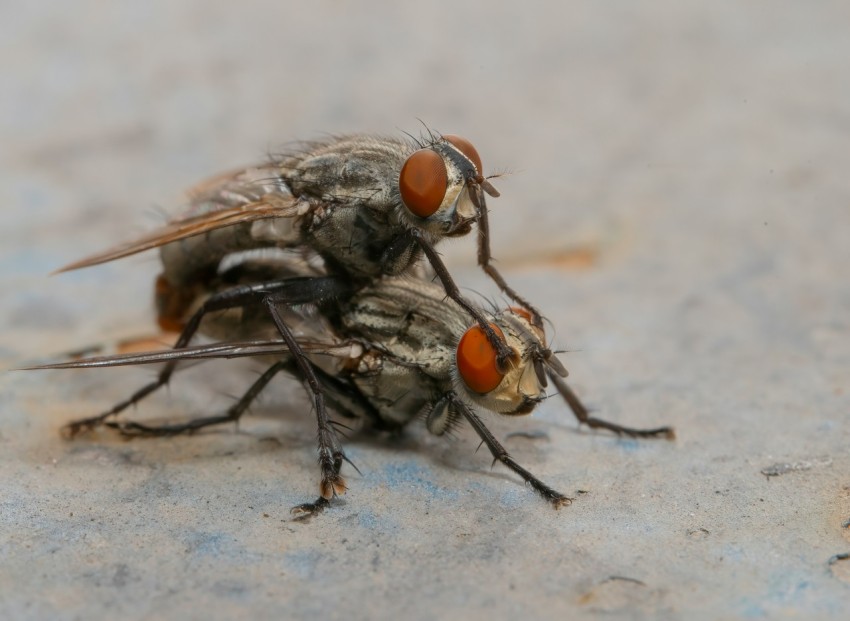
[446,392,573,508]
[472,188,543,329]
[62,276,353,437]
[263,298,348,515]
[97,345,376,516]
[283,352,380,519]
[104,359,291,437]
[105,355,380,438]
[547,370,675,439]
[408,229,518,372]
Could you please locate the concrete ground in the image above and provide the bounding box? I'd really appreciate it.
[2,2,849,619]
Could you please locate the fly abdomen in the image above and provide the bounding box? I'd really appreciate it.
[159,221,262,287]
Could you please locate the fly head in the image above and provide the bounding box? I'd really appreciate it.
[397,134,498,239]
[452,305,561,416]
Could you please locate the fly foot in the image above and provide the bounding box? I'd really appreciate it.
[60,415,111,439]
[290,497,331,521]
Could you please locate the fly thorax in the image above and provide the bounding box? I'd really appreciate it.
[305,204,391,277]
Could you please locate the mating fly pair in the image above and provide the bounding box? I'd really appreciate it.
[33,130,674,514]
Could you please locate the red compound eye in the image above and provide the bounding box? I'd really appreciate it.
[399,149,449,217]
[444,134,483,174]
[457,323,505,394]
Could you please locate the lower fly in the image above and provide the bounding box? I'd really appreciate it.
[24,273,673,516]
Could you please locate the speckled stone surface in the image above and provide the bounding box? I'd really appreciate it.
[2,2,849,619]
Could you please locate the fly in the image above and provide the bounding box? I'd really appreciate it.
[25,275,674,516]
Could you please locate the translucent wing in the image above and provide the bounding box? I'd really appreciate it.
[55,164,301,273]
[18,339,363,369]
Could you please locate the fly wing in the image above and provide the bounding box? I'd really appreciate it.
[55,164,301,273]
[18,339,361,369]
[181,162,284,214]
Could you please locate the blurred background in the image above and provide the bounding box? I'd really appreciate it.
[2,1,849,619]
